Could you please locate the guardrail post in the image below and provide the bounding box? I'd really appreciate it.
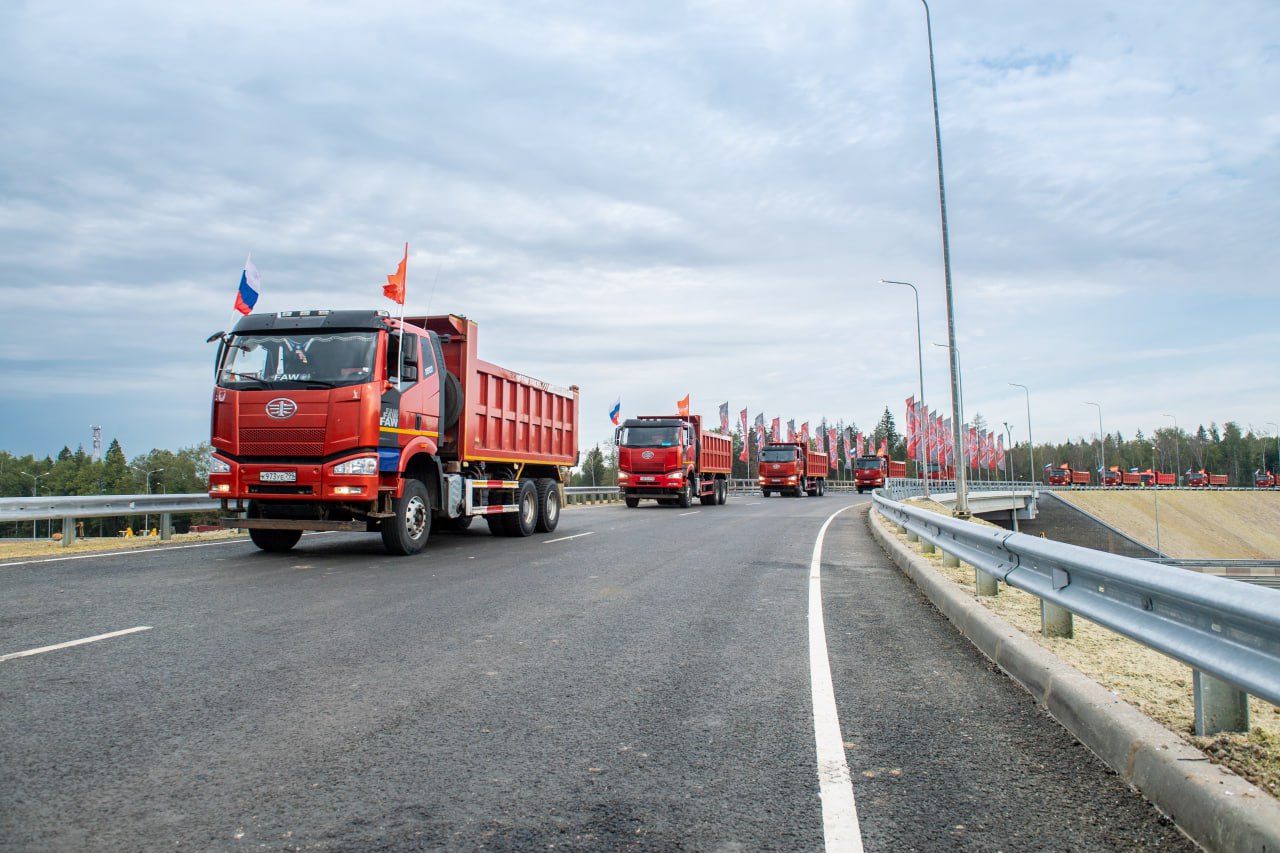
[1040,600,1073,638]
[906,529,919,543]
[942,551,959,568]
[1193,670,1250,735]
[60,516,77,547]
[974,569,998,596]
[920,539,935,554]
[160,512,173,541]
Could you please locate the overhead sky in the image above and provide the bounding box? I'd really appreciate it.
[2,0,1277,464]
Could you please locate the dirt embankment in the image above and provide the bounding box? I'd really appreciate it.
[1054,490,1280,558]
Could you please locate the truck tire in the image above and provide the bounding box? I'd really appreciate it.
[624,496,640,508]
[677,479,692,508]
[442,371,463,430]
[716,479,727,505]
[381,479,432,555]
[249,528,301,552]
[534,478,560,533]
[500,479,538,537]
[699,486,714,506]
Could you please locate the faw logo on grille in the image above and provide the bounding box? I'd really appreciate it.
[771,463,780,469]
[266,398,298,419]
[641,451,654,459]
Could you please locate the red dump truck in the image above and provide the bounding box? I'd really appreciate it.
[852,456,908,492]
[615,415,732,507]
[1256,471,1276,488]
[208,311,579,554]
[1186,471,1229,487]
[758,442,829,497]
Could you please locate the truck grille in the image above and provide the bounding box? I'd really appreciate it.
[239,428,326,456]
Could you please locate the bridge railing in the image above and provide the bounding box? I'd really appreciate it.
[871,489,1280,735]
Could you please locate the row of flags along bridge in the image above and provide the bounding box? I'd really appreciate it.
[904,396,1006,472]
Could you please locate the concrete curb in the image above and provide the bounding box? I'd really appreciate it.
[866,505,1280,853]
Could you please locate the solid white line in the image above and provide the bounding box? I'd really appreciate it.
[678,511,700,516]
[809,505,865,852]
[1,626,153,663]
[542,532,595,544]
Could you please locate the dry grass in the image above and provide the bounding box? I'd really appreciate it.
[878,498,1280,800]
[1056,489,1280,558]
[0,529,245,562]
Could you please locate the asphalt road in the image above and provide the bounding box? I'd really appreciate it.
[1,494,1193,851]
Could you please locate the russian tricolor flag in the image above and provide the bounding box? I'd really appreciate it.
[234,256,261,315]
[609,397,621,425]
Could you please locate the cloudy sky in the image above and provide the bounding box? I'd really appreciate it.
[2,0,1277,464]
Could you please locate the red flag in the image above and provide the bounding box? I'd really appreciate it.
[738,408,749,462]
[771,417,780,443]
[383,243,407,305]
[677,395,690,417]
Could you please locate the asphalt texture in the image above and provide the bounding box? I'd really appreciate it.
[1,494,1194,851]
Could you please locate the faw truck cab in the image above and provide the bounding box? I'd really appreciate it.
[615,414,732,508]
[208,311,578,554]
[758,441,828,497]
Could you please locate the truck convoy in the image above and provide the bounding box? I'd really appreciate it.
[852,456,908,492]
[208,311,579,554]
[758,442,829,497]
[615,415,732,507]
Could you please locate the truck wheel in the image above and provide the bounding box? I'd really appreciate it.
[677,480,693,508]
[699,487,714,506]
[501,479,538,537]
[624,496,640,508]
[249,528,301,552]
[381,479,432,555]
[818,480,826,496]
[717,480,728,505]
[534,478,560,533]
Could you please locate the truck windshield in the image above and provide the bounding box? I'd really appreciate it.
[620,426,680,447]
[855,459,884,470]
[218,331,379,389]
[759,448,797,463]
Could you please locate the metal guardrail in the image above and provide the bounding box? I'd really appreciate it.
[871,488,1280,733]
[0,494,219,522]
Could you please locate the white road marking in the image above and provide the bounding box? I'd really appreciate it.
[1,626,153,663]
[678,511,700,516]
[542,532,595,544]
[809,505,865,852]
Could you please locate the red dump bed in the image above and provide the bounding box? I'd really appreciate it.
[1209,474,1229,486]
[416,315,578,467]
[1071,470,1091,485]
[699,429,733,475]
[888,460,907,478]
[807,448,829,475]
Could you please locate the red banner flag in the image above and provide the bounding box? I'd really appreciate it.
[383,243,407,305]
[677,395,690,417]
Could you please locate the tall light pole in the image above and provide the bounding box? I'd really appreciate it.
[1163,413,1180,484]
[1009,383,1035,485]
[934,343,968,482]
[919,0,967,516]
[20,471,50,540]
[1003,421,1014,481]
[1085,402,1105,484]
[1151,444,1162,558]
[881,279,929,497]
[1268,423,1280,477]
[130,465,164,534]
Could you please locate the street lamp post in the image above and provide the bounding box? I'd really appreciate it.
[20,471,50,540]
[1003,421,1014,482]
[1163,413,1179,484]
[919,0,967,516]
[130,465,165,534]
[1009,383,1035,486]
[1151,444,1162,558]
[1085,402,1105,485]
[1268,422,1280,477]
[881,279,929,498]
[934,342,968,483]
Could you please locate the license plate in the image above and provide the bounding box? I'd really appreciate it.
[260,471,297,483]
[639,476,655,482]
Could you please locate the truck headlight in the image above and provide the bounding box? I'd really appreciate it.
[332,456,378,476]
[210,456,231,474]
